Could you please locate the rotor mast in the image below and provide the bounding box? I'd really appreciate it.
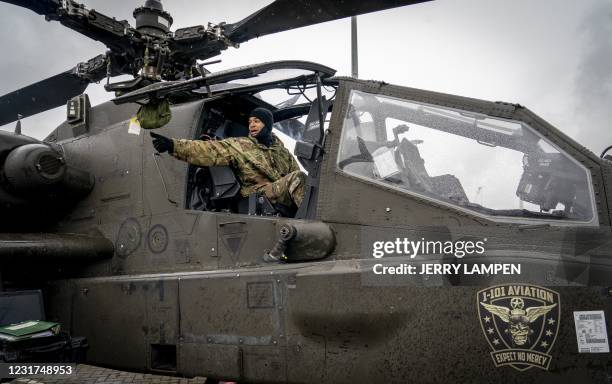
[133,0,173,80]
[133,0,173,37]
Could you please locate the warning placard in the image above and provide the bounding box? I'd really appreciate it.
[573,310,610,353]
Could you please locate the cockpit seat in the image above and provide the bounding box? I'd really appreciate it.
[243,193,297,217]
[396,139,469,205]
[397,138,435,193]
[190,167,239,212]
[209,166,241,201]
[192,164,296,217]
[430,174,469,205]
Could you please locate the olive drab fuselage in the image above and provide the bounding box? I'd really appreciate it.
[1,72,611,384]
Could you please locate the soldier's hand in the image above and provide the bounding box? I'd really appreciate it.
[150,132,174,153]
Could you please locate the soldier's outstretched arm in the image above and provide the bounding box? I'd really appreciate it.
[171,138,234,167]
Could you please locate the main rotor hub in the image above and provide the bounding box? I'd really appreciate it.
[133,0,173,37]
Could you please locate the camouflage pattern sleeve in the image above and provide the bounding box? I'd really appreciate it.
[171,139,234,167]
[279,145,300,174]
[289,152,300,173]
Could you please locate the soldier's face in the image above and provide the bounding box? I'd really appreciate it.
[249,117,265,137]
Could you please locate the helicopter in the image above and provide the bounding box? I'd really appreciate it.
[0,0,612,383]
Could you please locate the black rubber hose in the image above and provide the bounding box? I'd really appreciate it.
[600,145,612,158]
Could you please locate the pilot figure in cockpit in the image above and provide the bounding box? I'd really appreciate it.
[150,107,306,211]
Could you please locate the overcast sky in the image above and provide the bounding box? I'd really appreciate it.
[1,0,611,155]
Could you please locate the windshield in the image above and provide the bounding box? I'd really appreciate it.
[337,90,597,224]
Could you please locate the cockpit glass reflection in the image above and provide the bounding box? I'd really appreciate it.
[338,90,596,223]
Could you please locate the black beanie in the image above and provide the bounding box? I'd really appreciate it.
[249,107,274,147]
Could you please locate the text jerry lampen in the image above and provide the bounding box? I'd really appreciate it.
[373,263,521,275]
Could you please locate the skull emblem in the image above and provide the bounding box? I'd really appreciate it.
[508,321,531,346]
[481,296,557,348]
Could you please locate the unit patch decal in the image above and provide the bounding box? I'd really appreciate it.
[477,284,560,371]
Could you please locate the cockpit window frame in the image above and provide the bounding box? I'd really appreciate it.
[331,80,604,227]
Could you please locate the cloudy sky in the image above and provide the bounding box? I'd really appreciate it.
[0,0,611,155]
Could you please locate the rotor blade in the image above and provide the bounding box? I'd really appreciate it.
[0,0,135,53]
[0,70,87,126]
[224,0,433,44]
[0,0,59,15]
[0,55,107,126]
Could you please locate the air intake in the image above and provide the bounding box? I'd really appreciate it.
[37,153,63,177]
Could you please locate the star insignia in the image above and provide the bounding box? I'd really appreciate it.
[541,341,548,348]
[546,330,553,337]
[483,316,491,323]
[487,328,494,335]
[493,339,500,345]
[547,318,556,325]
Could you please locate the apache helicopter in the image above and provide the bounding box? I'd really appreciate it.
[0,0,612,383]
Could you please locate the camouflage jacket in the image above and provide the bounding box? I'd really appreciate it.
[172,134,300,196]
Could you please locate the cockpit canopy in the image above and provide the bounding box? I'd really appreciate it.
[338,90,597,224]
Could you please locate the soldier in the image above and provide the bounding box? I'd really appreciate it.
[150,107,306,212]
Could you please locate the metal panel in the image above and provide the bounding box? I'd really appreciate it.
[70,280,149,369]
[285,271,612,384]
[216,214,279,268]
[56,277,180,371]
[178,272,287,382]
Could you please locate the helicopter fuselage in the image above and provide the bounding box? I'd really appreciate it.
[4,73,608,383]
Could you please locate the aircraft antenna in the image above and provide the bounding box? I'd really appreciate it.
[351,16,358,78]
[14,114,22,135]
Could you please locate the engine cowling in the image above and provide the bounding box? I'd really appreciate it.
[4,144,66,192]
[3,143,92,197]
[0,133,94,230]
